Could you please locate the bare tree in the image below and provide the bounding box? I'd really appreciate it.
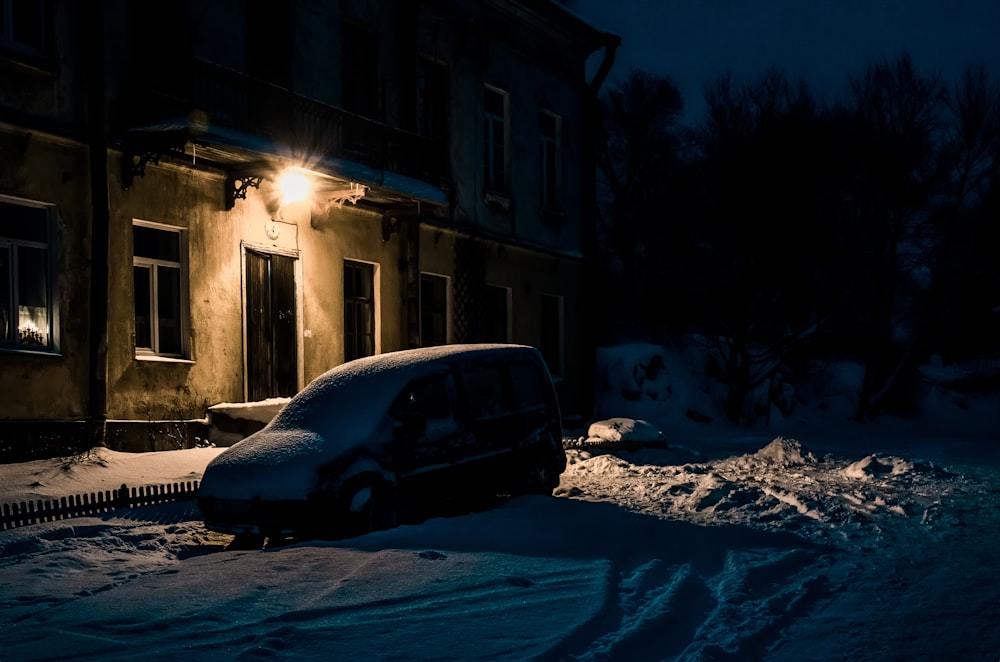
[847,53,946,420]
[596,69,684,326]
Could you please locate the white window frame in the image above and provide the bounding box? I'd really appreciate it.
[343,258,381,360]
[0,194,58,354]
[133,219,189,360]
[483,84,510,193]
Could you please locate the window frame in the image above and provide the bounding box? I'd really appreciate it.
[539,109,563,211]
[0,0,51,59]
[132,219,189,360]
[483,84,510,194]
[344,258,379,362]
[340,21,381,120]
[419,272,451,347]
[482,283,512,344]
[0,194,58,354]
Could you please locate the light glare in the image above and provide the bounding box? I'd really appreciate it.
[279,171,310,205]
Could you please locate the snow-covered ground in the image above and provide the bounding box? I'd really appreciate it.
[1,345,998,660]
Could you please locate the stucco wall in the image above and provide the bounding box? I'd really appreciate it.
[102,160,413,422]
[0,128,91,420]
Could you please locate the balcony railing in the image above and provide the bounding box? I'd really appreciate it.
[120,57,447,185]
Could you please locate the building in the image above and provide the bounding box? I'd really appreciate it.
[0,0,618,460]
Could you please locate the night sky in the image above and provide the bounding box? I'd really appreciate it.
[574,0,1000,125]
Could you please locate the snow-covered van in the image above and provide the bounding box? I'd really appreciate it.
[197,344,564,540]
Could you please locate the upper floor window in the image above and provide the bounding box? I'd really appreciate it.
[539,110,563,210]
[246,0,291,88]
[0,0,49,57]
[341,22,380,119]
[483,85,509,193]
[417,57,448,141]
[133,221,187,358]
[0,196,56,352]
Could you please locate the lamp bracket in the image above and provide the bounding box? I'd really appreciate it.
[225,174,264,210]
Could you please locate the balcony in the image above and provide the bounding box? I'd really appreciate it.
[117,57,448,191]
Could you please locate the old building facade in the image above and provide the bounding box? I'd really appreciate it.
[0,0,617,459]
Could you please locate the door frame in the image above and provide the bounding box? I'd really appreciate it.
[241,242,303,401]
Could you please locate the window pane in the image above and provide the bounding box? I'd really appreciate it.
[11,0,45,51]
[463,365,507,418]
[481,285,508,343]
[133,225,180,262]
[157,265,182,354]
[0,201,48,242]
[420,274,447,347]
[484,88,504,116]
[539,112,557,138]
[0,246,11,343]
[133,265,151,349]
[509,361,546,409]
[18,246,48,346]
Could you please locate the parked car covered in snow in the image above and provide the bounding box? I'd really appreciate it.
[198,344,564,539]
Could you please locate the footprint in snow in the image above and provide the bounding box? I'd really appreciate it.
[417,550,447,560]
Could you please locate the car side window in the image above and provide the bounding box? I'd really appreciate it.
[390,374,452,421]
[507,361,547,411]
[462,364,508,418]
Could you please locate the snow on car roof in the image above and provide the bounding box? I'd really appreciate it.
[202,344,542,501]
[278,343,540,430]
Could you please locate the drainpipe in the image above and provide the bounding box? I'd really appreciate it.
[580,32,620,419]
[87,2,110,448]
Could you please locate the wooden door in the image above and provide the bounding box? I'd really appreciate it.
[245,249,298,401]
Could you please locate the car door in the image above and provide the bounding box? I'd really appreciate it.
[388,371,475,504]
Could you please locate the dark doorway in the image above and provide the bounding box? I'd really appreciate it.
[245,249,298,401]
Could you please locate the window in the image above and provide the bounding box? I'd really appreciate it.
[133,221,187,357]
[539,294,564,377]
[344,260,375,361]
[0,196,55,352]
[539,110,562,209]
[391,374,452,422]
[481,284,511,343]
[246,0,291,88]
[417,57,448,141]
[483,85,509,193]
[341,22,379,119]
[0,0,49,57]
[420,273,449,347]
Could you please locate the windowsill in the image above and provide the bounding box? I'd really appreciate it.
[484,190,512,212]
[136,354,195,365]
[0,45,58,76]
[0,347,62,358]
[540,207,567,227]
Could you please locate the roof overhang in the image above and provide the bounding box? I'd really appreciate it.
[120,117,447,215]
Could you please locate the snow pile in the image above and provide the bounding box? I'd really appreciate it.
[559,436,966,549]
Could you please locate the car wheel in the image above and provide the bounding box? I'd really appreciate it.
[522,454,560,495]
[341,478,398,535]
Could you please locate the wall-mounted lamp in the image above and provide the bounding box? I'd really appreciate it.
[278,170,311,207]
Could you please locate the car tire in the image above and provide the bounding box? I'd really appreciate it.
[340,477,398,535]
[522,453,560,495]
